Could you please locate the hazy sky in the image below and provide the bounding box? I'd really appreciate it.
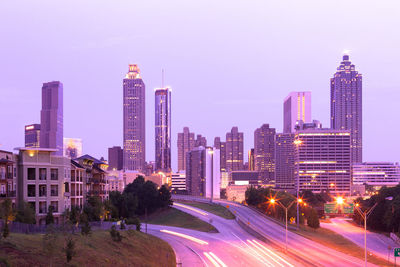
[1,0,400,171]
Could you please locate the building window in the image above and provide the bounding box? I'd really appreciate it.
[39,185,47,197]
[39,201,47,214]
[27,184,35,197]
[50,201,58,213]
[39,168,47,180]
[64,182,69,193]
[51,169,58,180]
[28,168,36,180]
[51,185,58,197]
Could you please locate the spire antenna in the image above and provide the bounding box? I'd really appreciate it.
[162,69,165,88]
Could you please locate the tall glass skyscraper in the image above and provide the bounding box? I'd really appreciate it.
[40,81,63,155]
[123,64,146,171]
[155,87,171,172]
[331,54,362,163]
[283,92,311,133]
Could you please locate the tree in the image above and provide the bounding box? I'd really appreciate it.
[158,185,172,209]
[245,186,263,206]
[307,208,320,229]
[64,236,76,263]
[42,225,58,266]
[110,225,122,242]
[46,205,55,225]
[0,198,14,238]
[80,213,91,236]
[83,196,104,221]
[15,201,36,224]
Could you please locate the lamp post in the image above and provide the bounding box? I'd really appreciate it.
[294,138,302,228]
[270,197,303,251]
[354,196,393,267]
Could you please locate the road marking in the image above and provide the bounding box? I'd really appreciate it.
[174,203,209,216]
[160,229,209,245]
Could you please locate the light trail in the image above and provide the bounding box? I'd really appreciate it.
[208,252,227,267]
[160,229,209,245]
[174,202,209,216]
[248,240,285,267]
[252,240,294,267]
[204,252,221,267]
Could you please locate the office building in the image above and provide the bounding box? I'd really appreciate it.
[171,171,186,191]
[40,81,63,155]
[331,54,363,163]
[16,147,70,224]
[295,129,351,195]
[25,124,40,147]
[177,127,195,171]
[283,92,311,133]
[248,149,255,171]
[214,137,226,172]
[123,64,146,171]
[352,162,400,188]
[226,127,244,172]
[195,134,207,147]
[63,138,82,159]
[230,171,261,186]
[155,87,172,172]
[186,146,220,198]
[275,133,295,190]
[254,124,276,184]
[108,146,123,171]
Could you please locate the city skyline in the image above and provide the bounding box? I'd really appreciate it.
[1,1,400,170]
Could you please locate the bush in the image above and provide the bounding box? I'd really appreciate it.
[2,223,9,239]
[120,221,126,230]
[307,208,320,229]
[80,213,91,236]
[110,225,122,242]
[125,217,141,231]
[64,236,76,262]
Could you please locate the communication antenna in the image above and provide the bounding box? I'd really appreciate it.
[162,69,165,88]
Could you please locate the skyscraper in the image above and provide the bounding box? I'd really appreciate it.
[108,146,123,171]
[214,137,227,172]
[40,81,63,155]
[155,87,171,172]
[275,133,295,190]
[195,134,207,147]
[254,124,276,184]
[63,138,82,158]
[123,64,146,171]
[226,127,244,172]
[25,124,41,147]
[248,149,255,171]
[331,54,362,163]
[177,127,195,171]
[283,92,311,133]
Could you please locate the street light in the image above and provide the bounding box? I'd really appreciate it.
[269,197,304,251]
[294,138,303,229]
[354,196,393,267]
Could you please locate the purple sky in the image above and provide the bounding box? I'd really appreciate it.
[1,1,400,171]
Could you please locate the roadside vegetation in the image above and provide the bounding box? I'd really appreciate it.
[176,200,236,220]
[147,207,218,233]
[0,230,175,266]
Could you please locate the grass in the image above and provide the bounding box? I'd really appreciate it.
[0,230,176,267]
[146,207,218,233]
[176,200,236,220]
[293,225,392,267]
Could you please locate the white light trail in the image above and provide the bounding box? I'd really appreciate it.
[204,252,221,267]
[248,240,285,267]
[209,252,227,267]
[252,240,295,267]
[174,203,208,216]
[160,229,208,245]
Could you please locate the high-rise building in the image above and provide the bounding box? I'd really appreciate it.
[25,124,41,147]
[214,137,226,172]
[331,54,362,163]
[275,133,295,190]
[248,149,255,171]
[177,127,195,171]
[63,138,82,159]
[352,162,400,188]
[155,87,172,172]
[108,146,123,171]
[195,134,207,147]
[185,146,220,198]
[226,127,244,172]
[254,124,276,184]
[283,92,311,133]
[123,64,146,171]
[40,81,63,155]
[294,128,351,195]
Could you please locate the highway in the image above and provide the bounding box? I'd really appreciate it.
[148,202,301,267]
[172,195,378,267]
[321,217,398,263]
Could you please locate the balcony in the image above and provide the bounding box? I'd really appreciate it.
[87,178,106,184]
[87,190,107,196]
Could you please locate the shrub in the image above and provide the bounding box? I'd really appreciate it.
[64,236,76,262]
[307,208,320,229]
[126,217,141,231]
[110,225,122,242]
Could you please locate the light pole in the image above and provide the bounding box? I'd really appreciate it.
[294,138,302,228]
[269,197,303,251]
[354,196,392,267]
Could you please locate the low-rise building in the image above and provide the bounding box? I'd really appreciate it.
[16,148,71,225]
[70,160,85,208]
[230,171,261,186]
[352,162,400,190]
[226,184,247,203]
[171,171,186,191]
[0,150,17,205]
